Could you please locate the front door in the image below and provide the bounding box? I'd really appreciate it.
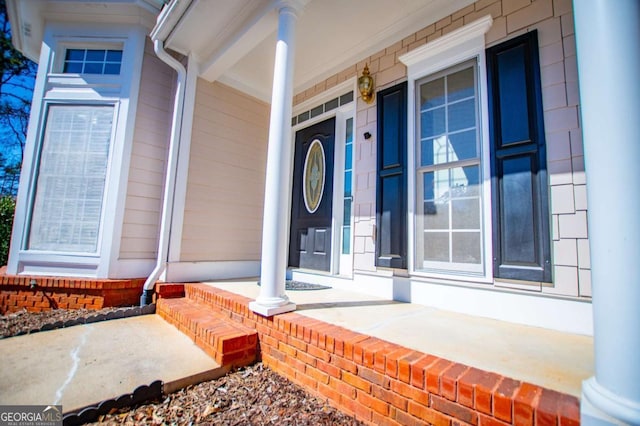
[289,117,335,271]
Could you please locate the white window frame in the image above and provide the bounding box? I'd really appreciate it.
[291,79,357,277]
[399,15,494,283]
[7,22,146,277]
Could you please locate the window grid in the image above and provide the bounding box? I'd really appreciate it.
[292,91,354,126]
[63,49,123,75]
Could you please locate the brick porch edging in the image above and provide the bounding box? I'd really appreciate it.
[167,284,581,426]
[0,271,145,314]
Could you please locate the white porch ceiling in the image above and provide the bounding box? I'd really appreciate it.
[160,0,475,102]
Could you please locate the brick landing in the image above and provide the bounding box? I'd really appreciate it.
[0,269,145,314]
[156,283,581,426]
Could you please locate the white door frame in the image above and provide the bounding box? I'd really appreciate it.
[290,80,356,276]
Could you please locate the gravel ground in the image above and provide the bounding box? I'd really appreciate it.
[1,308,364,425]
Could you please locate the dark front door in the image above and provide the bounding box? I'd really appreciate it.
[289,117,335,272]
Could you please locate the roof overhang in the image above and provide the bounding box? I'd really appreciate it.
[154,0,476,102]
[6,0,166,63]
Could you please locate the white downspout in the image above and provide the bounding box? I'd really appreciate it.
[140,39,186,305]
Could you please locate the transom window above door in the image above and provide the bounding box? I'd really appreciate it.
[415,61,484,274]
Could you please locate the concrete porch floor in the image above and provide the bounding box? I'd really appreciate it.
[204,280,593,398]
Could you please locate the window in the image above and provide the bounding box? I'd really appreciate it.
[28,105,113,253]
[400,18,549,284]
[342,117,353,254]
[63,49,122,75]
[415,61,483,274]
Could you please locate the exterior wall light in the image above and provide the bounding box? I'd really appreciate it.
[358,64,375,104]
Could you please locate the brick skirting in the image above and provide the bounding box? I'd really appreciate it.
[159,283,581,426]
[0,271,145,314]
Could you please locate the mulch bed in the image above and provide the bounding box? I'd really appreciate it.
[0,306,129,338]
[85,363,362,425]
[1,308,365,425]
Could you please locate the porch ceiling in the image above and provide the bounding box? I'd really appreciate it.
[159,0,475,102]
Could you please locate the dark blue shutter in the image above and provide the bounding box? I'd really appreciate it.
[376,82,407,269]
[486,31,551,282]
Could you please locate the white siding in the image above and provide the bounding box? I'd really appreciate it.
[120,39,174,259]
[180,80,269,262]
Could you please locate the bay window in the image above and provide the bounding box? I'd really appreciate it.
[7,20,147,277]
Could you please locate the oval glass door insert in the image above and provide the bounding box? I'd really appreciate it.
[303,139,326,213]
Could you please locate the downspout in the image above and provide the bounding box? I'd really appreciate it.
[140,39,186,305]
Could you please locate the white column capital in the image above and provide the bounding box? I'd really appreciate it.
[273,0,309,16]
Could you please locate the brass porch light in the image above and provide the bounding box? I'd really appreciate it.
[358,64,374,104]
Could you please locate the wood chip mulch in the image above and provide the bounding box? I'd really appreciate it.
[86,363,364,425]
[1,308,365,425]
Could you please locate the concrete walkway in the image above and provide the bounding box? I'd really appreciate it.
[0,315,224,413]
[207,280,593,398]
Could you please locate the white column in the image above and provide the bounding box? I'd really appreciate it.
[249,2,301,317]
[574,1,640,424]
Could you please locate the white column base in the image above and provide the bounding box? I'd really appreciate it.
[581,377,640,425]
[249,300,296,317]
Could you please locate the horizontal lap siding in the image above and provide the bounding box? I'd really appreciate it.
[120,38,174,260]
[180,80,269,262]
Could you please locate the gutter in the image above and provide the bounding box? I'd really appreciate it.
[140,0,194,305]
[140,39,187,305]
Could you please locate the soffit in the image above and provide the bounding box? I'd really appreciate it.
[8,0,164,62]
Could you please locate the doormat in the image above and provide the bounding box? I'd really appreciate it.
[257,280,331,291]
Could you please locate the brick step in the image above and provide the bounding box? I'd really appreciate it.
[155,283,185,300]
[157,297,257,368]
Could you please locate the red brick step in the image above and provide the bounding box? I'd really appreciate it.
[157,296,257,368]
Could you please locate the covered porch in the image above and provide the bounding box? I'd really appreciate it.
[149,0,639,424]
